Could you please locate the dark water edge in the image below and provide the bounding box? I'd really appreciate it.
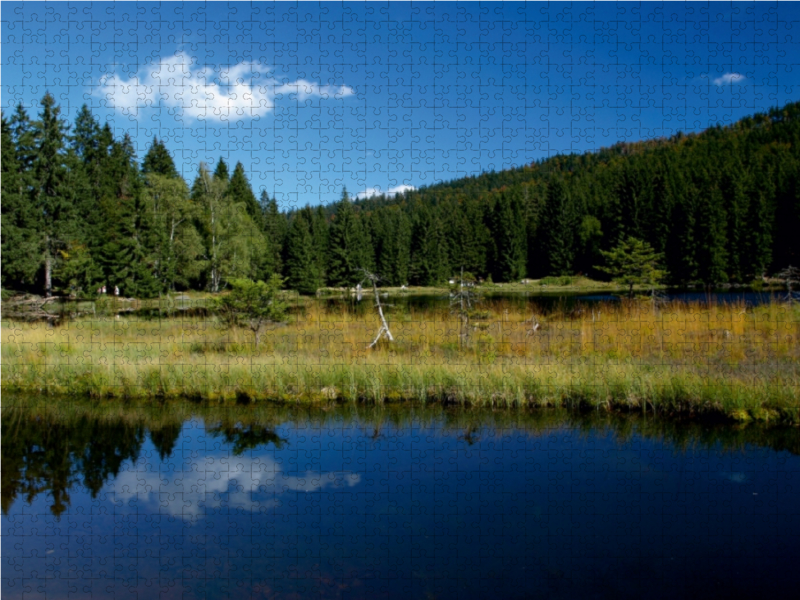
[19,289,790,322]
[2,396,799,599]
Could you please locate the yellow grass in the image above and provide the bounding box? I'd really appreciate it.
[2,299,799,420]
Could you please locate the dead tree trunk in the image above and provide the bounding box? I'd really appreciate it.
[358,268,394,348]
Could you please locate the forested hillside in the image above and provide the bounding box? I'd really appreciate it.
[2,93,799,297]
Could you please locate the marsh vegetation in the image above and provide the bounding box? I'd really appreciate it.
[3,297,798,421]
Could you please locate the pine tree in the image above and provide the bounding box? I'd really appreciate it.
[539,178,578,276]
[141,138,179,179]
[284,210,321,295]
[259,190,285,277]
[744,166,775,279]
[310,206,329,283]
[595,236,666,298]
[30,93,79,296]
[326,188,363,287]
[408,204,450,285]
[1,114,40,290]
[213,157,230,183]
[695,182,728,285]
[228,162,262,227]
[489,191,527,282]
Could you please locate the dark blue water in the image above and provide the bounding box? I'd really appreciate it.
[319,291,788,317]
[577,291,785,306]
[3,404,799,599]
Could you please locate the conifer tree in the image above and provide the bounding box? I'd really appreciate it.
[327,188,363,287]
[489,191,527,282]
[259,190,285,277]
[1,114,40,289]
[408,204,449,285]
[213,157,230,182]
[141,138,179,179]
[284,210,321,295]
[310,206,329,283]
[595,236,666,298]
[695,183,728,284]
[228,162,263,227]
[30,92,79,296]
[539,178,578,276]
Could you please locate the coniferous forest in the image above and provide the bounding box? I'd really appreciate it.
[2,93,799,298]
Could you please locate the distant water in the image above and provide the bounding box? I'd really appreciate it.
[3,402,798,599]
[321,289,787,315]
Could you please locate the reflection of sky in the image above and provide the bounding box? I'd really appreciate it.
[112,454,360,519]
[4,416,800,600]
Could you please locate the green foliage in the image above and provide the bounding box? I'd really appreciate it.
[539,178,579,276]
[1,112,40,289]
[141,137,179,179]
[259,191,286,277]
[2,95,800,299]
[596,236,666,297]
[213,157,230,182]
[326,188,370,287]
[408,204,450,286]
[191,163,267,292]
[284,211,322,295]
[214,275,287,344]
[489,192,527,282]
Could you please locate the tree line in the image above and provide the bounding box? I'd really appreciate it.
[3,93,799,298]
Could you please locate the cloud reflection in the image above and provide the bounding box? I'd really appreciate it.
[112,455,360,519]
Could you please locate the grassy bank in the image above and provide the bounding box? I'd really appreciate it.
[2,298,799,421]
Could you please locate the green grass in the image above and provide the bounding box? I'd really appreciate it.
[2,298,799,422]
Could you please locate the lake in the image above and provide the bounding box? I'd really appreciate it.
[2,399,798,599]
[315,289,787,317]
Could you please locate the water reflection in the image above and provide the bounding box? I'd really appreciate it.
[113,447,360,520]
[3,398,799,599]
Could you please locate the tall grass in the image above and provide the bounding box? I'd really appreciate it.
[2,298,798,420]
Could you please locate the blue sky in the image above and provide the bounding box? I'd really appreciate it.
[2,1,799,209]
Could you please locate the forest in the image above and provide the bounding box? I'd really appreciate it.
[2,93,799,298]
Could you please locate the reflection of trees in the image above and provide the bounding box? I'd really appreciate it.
[1,415,145,517]
[4,396,800,517]
[149,422,184,461]
[206,422,287,456]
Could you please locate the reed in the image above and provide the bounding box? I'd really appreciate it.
[3,298,798,421]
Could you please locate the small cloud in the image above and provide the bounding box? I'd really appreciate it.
[94,51,353,121]
[356,184,416,199]
[713,72,745,86]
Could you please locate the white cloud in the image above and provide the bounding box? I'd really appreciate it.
[112,454,360,520]
[356,184,416,199]
[94,51,353,121]
[713,72,745,86]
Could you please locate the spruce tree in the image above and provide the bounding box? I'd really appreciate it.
[595,236,666,298]
[1,114,40,290]
[489,192,527,282]
[30,92,79,296]
[141,138,179,179]
[326,188,361,287]
[284,211,321,295]
[259,190,285,277]
[228,162,262,227]
[408,204,449,285]
[539,178,577,276]
[213,157,230,182]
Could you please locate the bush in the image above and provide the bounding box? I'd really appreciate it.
[214,275,287,345]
